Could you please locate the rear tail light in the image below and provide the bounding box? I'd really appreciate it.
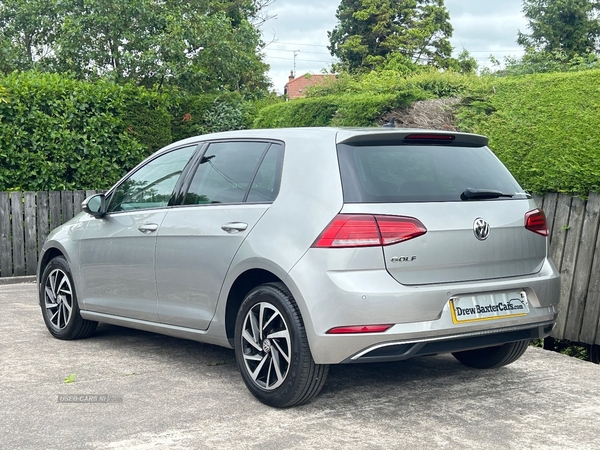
[312,214,427,248]
[525,209,548,236]
[327,324,393,334]
[377,216,427,245]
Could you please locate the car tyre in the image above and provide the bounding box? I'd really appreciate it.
[40,256,97,340]
[234,282,329,408]
[452,340,530,369]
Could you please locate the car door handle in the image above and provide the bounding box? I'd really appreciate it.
[221,222,248,233]
[138,223,159,234]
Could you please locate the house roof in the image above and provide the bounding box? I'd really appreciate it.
[285,73,336,100]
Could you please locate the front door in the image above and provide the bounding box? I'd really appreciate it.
[79,145,198,320]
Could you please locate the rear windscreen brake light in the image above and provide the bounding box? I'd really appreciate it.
[404,134,455,141]
[312,214,427,248]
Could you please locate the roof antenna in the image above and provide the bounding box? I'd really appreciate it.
[383,117,396,128]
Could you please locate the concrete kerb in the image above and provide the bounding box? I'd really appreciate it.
[0,275,36,285]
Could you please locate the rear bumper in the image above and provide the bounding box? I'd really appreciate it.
[342,320,555,363]
[287,248,560,364]
[299,305,558,364]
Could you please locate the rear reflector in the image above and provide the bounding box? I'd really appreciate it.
[525,209,549,236]
[327,325,393,334]
[313,214,427,248]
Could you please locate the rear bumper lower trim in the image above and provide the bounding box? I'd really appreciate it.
[343,320,555,364]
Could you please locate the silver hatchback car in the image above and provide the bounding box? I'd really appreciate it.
[38,128,560,407]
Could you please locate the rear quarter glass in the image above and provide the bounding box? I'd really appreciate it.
[337,144,528,203]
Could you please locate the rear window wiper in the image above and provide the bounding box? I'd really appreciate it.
[461,188,514,200]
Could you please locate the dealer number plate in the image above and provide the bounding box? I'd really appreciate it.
[449,291,530,324]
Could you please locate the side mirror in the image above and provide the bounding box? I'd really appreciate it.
[82,194,106,218]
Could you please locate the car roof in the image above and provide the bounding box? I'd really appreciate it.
[160,127,489,154]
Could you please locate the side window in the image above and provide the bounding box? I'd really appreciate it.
[247,144,284,202]
[107,145,197,212]
[184,142,271,205]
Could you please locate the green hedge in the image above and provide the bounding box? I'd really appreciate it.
[305,70,481,99]
[332,90,427,126]
[253,97,339,128]
[121,90,172,156]
[0,72,278,191]
[253,88,427,128]
[170,91,256,142]
[0,72,171,191]
[253,70,484,129]
[255,68,600,194]
[4,69,600,195]
[457,70,600,194]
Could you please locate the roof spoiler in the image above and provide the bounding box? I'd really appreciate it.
[338,131,489,148]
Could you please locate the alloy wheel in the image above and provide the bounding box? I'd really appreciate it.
[44,268,74,330]
[240,302,291,390]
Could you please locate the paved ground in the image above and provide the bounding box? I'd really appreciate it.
[1,282,599,450]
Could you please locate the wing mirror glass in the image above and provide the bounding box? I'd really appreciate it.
[82,194,106,218]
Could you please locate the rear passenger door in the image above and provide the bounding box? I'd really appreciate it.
[155,140,284,330]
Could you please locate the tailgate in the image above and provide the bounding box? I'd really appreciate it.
[341,200,546,285]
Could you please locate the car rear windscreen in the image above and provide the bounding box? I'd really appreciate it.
[337,144,528,203]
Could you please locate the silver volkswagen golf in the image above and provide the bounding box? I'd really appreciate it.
[38,128,560,407]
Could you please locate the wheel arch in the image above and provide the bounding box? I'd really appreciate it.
[37,244,81,309]
[38,248,98,339]
[224,268,284,346]
[37,247,67,301]
[39,247,66,275]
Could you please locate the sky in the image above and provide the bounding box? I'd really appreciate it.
[259,0,528,93]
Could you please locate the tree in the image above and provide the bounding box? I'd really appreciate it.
[0,0,58,73]
[489,49,600,76]
[0,0,270,97]
[328,0,454,72]
[517,0,600,58]
[447,49,478,74]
